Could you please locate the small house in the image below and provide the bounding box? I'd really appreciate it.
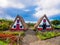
[11,15,28,31]
[34,14,53,31]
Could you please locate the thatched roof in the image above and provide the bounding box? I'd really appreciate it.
[11,15,28,30]
[34,14,52,28]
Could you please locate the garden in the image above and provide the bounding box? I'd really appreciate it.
[0,19,60,45]
[0,31,25,45]
[36,31,60,40]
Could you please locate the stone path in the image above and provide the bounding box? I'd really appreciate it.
[30,36,60,45]
[22,30,60,45]
[22,30,38,45]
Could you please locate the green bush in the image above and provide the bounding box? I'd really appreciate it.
[0,19,13,31]
[36,31,60,40]
[44,32,55,38]
[0,40,8,45]
[20,32,25,36]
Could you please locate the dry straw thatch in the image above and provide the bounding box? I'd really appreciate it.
[34,14,53,29]
[10,15,28,30]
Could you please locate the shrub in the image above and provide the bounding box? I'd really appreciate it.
[0,40,8,45]
[36,31,60,40]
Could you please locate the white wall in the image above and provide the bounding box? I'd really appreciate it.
[12,18,24,29]
[38,17,51,28]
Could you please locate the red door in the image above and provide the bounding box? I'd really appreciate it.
[16,20,20,30]
[16,24,20,30]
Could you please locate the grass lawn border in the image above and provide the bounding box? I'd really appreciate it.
[36,31,60,40]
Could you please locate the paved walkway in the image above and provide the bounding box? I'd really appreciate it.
[22,30,38,45]
[22,30,60,45]
[30,36,60,45]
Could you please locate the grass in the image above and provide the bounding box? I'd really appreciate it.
[0,31,25,45]
[36,31,60,40]
[53,25,60,29]
[0,40,8,45]
[2,31,25,36]
[0,40,16,45]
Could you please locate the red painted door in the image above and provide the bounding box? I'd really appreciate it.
[16,20,20,30]
[16,24,20,30]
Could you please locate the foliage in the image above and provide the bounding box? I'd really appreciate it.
[27,23,35,27]
[52,25,60,29]
[0,40,8,45]
[51,20,60,29]
[0,19,13,31]
[36,31,60,40]
[3,31,25,36]
[0,40,16,45]
[51,20,60,25]
[0,31,25,45]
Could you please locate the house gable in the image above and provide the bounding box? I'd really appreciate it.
[11,15,27,31]
[34,14,52,30]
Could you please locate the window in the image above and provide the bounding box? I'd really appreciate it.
[17,20,19,23]
[47,25,50,27]
[14,26,16,28]
[20,26,22,28]
[43,19,46,22]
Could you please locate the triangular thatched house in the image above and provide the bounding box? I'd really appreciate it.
[11,15,28,31]
[34,14,53,30]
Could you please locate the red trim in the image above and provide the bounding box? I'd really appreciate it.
[37,28,52,31]
[37,28,43,31]
[11,28,25,31]
[46,28,52,30]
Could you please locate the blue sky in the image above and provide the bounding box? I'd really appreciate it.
[0,0,60,23]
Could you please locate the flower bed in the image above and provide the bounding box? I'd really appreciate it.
[0,33,17,45]
[0,31,25,45]
[0,33,15,38]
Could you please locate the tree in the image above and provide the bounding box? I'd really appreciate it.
[51,20,60,25]
[0,19,13,31]
[2,23,9,30]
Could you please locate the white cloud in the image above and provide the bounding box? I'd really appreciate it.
[0,0,26,20]
[0,9,14,20]
[24,9,30,12]
[34,8,60,18]
[0,0,25,9]
[0,0,8,7]
[33,0,60,18]
[0,14,14,20]
[0,15,14,20]
[18,0,37,7]
[5,15,14,20]
[0,0,60,21]
[25,21,36,23]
